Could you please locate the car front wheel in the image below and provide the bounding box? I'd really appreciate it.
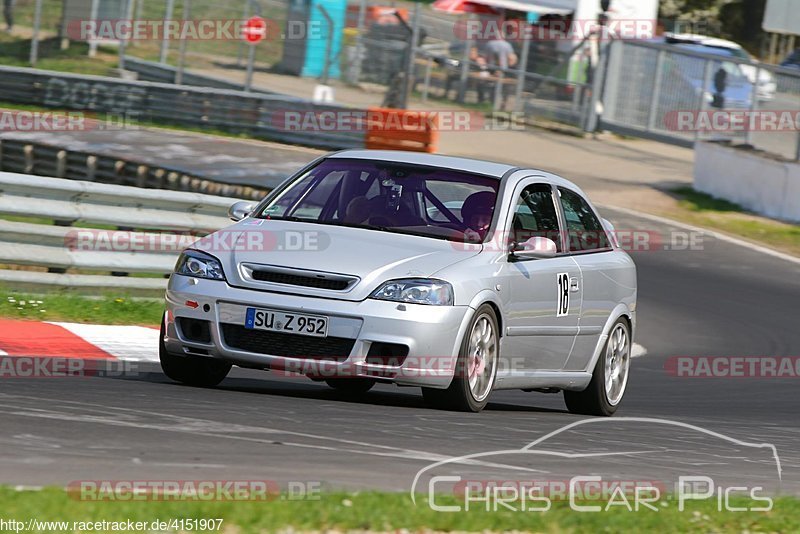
[422,304,499,412]
[159,318,231,388]
[564,318,631,416]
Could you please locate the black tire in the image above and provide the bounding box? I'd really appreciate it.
[564,319,631,417]
[422,304,499,413]
[159,319,231,388]
[325,378,376,393]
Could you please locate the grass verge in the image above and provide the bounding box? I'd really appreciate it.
[664,187,800,257]
[0,488,798,533]
[0,34,118,75]
[0,285,162,325]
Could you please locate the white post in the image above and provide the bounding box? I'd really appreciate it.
[88,0,99,58]
[244,41,256,92]
[513,22,531,113]
[29,0,44,66]
[118,0,132,72]
[159,0,176,63]
[176,0,191,84]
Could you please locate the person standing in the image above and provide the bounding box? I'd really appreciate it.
[485,31,518,109]
[3,0,14,33]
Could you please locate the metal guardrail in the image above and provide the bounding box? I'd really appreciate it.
[0,139,271,200]
[0,65,365,151]
[0,172,239,292]
[122,57,278,95]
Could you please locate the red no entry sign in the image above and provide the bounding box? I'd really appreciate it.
[243,16,267,44]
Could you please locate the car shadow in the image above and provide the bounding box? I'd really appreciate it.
[113,366,568,413]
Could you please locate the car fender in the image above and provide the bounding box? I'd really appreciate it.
[583,303,635,375]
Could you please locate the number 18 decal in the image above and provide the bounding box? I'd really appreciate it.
[557,273,570,317]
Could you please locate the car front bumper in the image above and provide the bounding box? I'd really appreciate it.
[164,275,472,388]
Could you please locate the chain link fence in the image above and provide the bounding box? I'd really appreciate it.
[600,39,800,160]
[7,1,800,160]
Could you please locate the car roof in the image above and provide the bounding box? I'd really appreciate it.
[329,150,517,178]
[664,32,743,50]
[328,150,586,194]
[674,43,736,57]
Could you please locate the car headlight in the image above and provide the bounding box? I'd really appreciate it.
[174,250,226,281]
[370,278,454,306]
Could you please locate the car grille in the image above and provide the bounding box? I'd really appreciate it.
[220,323,354,361]
[250,270,351,291]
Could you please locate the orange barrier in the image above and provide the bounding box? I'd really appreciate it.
[365,107,439,153]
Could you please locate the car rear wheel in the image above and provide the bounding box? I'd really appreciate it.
[422,304,499,412]
[159,318,231,388]
[325,378,376,393]
[564,319,631,416]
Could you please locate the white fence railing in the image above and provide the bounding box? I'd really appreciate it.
[0,172,241,291]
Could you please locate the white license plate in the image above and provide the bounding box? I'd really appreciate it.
[244,307,328,338]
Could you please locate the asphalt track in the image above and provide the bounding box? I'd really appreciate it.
[1,207,799,496]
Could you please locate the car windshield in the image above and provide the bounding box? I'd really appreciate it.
[256,158,500,242]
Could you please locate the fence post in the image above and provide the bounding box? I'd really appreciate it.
[29,0,43,66]
[513,23,531,114]
[585,40,612,133]
[646,49,666,132]
[492,70,504,111]
[352,0,368,83]
[422,56,432,102]
[696,59,714,144]
[400,2,421,110]
[744,65,761,146]
[118,0,131,72]
[88,0,99,57]
[176,0,191,84]
[235,0,251,67]
[456,16,473,104]
[796,127,800,162]
[244,34,257,91]
[160,0,176,63]
[318,5,334,86]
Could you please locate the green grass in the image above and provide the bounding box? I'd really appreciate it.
[0,286,163,325]
[0,487,799,533]
[0,34,119,75]
[674,186,748,213]
[8,0,64,38]
[667,187,800,257]
[6,0,286,71]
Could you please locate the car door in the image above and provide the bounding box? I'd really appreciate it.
[498,181,582,374]
[556,187,619,372]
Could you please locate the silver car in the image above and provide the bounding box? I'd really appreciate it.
[161,150,637,415]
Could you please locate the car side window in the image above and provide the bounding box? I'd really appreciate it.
[512,184,562,252]
[558,188,610,252]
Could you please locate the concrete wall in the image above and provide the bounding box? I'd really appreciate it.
[694,142,800,223]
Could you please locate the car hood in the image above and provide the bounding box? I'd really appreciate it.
[192,219,480,301]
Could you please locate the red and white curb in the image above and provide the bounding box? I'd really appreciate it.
[0,319,648,363]
[0,319,159,362]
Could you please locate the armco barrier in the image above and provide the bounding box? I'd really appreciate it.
[0,172,239,291]
[122,57,277,95]
[365,108,439,153]
[0,139,270,200]
[0,65,364,151]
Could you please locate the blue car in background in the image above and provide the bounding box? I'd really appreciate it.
[668,43,756,109]
[781,48,800,71]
